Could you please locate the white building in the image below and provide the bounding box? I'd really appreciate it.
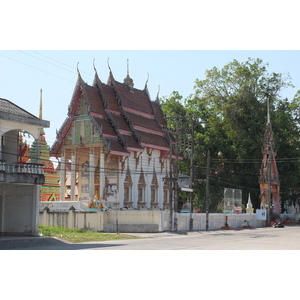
[0,98,49,236]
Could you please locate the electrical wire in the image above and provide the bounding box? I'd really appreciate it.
[30,50,95,79]
[18,50,78,76]
[0,52,75,84]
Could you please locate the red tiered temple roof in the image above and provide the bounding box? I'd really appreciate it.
[51,67,171,157]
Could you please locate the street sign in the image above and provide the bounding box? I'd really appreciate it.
[178,175,190,188]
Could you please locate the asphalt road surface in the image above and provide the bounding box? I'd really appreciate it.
[1,225,300,250]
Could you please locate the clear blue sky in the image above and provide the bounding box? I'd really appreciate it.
[1,50,300,149]
[1,1,299,153]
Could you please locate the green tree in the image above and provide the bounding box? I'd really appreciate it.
[272,95,300,206]
[162,58,298,212]
[161,91,192,210]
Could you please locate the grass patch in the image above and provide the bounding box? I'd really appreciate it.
[39,225,141,243]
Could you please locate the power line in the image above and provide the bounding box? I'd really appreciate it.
[0,52,75,84]
[30,50,95,78]
[19,50,77,76]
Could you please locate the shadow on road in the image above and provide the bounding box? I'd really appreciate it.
[0,236,125,250]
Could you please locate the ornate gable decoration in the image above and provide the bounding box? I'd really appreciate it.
[75,96,88,116]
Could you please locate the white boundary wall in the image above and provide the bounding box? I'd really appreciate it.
[39,209,264,233]
[176,213,264,231]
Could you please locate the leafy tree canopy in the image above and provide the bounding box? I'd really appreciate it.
[161,58,300,212]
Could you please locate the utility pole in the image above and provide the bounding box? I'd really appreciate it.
[267,141,272,227]
[205,150,210,231]
[189,118,195,231]
[266,95,271,227]
[165,117,180,231]
[169,133,173,231]
[165,115,197,231]
[174,119,179,214]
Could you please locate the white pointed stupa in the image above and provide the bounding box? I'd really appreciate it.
[246,193,254,213]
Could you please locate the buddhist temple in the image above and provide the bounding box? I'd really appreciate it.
[258,108,280,216]
[51,62,174,209]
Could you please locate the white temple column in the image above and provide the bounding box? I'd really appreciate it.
[100,151,105,199]
[32,185,40,236]
[70,151,76,201]
[60,152,66,201]
[89,149,95,201]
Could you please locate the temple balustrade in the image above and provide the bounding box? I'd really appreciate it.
[0,160,45,184]
[0,161,44,174]
[39,200,89,211]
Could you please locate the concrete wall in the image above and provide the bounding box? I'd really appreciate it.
[39,209,164,233]
[176,213,265,231]
[103,210,162,233]
[39,209,265,233]
[39,209,104,232]
[0,184,38,236]
[103,210,160,225]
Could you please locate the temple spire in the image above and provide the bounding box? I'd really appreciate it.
[39,88,43,119]
[124,59,134,88]
[259,95,281,220]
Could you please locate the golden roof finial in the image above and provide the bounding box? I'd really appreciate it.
[124,59,134,87]
[127,59,129,76]
[93,58,97,74]
[77,62,81,78]
[144,73,149,89]
[107,57,111,72]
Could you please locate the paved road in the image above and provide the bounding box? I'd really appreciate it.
[1,226,300,250]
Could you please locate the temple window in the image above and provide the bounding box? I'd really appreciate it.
[137,169,146,208]
[123,166,133,207]
[150,170,159,208]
